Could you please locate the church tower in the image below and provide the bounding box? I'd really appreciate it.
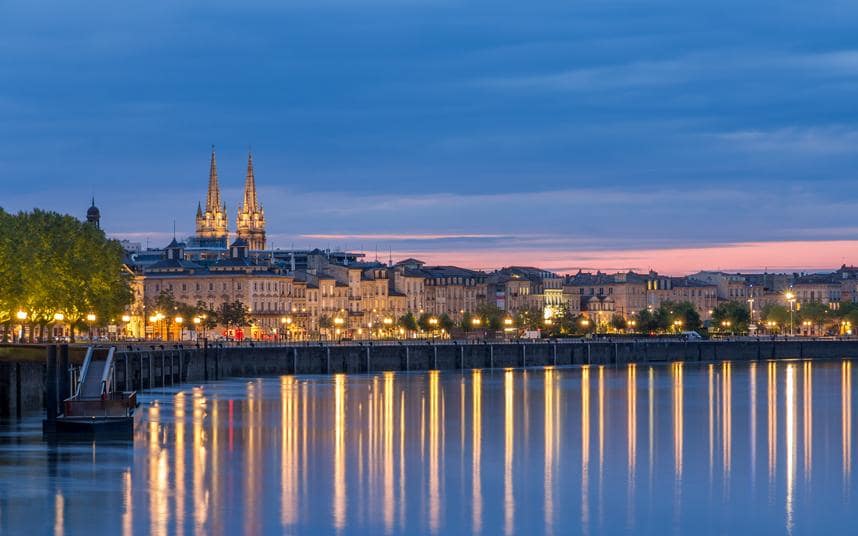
[195,147,229,246]
[86,197,100,229]
[235,151,266,250]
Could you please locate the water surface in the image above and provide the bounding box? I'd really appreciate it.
[1,360,857,534]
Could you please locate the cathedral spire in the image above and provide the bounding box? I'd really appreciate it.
[195,146,229,245]
[242,151,259,211]
[235,149,266,250]
[206,146,222,212]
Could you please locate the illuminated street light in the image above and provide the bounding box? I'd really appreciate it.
[785,291,796,336]
[16,311,27,321]
[53,313,65,322]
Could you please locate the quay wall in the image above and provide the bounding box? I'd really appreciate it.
[3,339,858,416]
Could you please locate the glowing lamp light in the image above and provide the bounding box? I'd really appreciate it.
[121,314,131,323]
[16,311,27,321]
[86,313,97,322]
[174,316,183,324]
[383,317,393,326]
[53,313,65,322]
[193,317,201,325]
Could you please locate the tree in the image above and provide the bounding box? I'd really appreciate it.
[798,302,829,332]
[637,309,661,333]
[514,307,542,331]
[712,301,751,333]
[438,313,455,333]
[219,300,252,328]
[399,312,418,332]
[0,209,131,342]
[475,304,505,331]
[761,304,789,332]
[417,312,434,333]
[194,300,218,331]
[610,314,627,332]
[665,301,702,332]
[460,312,474,332]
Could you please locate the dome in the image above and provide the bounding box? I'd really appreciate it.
[87,204,100,217]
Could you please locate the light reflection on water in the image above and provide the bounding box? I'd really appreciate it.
[2,361,858,534]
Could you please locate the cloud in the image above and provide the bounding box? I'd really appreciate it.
[716,126,858,155]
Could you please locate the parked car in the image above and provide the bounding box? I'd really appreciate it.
[681,331,703,340]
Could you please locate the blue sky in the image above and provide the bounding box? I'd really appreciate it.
[2,0,858,272]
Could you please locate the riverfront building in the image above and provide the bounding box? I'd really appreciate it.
[114,149,858,340]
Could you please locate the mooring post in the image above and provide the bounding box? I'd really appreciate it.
[405,346,410,371]
[292,347,298,375]
[489,344,494,370]
[521,342,526,368]
[124,352,130,391]
[45,345,57,423]
[326,346,331,374]
[366,346,371,373]
[460,344,464,370]
[160,345,166,387]
[203,338,209,382]
[433,344,438,370]
[58,344,69,410]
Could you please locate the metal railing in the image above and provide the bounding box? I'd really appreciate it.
[74,346,94,398]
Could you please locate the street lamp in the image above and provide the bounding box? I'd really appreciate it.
[120,314,131,339]
[175,316,184,341]
[334,317,345,340]
[785,291,796,336]
[86,313,97,341]
[15,311,27,343]
[673,319,684,333]
[49,312,64,342]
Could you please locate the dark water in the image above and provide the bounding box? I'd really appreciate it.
[1,361,858,534]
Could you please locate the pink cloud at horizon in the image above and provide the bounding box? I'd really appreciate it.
[390,240,858,275]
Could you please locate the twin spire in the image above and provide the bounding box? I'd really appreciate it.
[206,146,225,214]
[195,147,266,250]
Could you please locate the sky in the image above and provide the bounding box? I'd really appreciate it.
[2,0,858,274]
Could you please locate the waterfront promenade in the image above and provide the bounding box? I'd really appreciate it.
[4,338,858,417]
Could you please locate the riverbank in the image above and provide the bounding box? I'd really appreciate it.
[4,338,858,417]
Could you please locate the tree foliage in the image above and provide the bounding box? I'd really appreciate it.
[218,300,252,327]
[761,304,790,326]
[635,301,701,333]
[399,312,418,332]
[0,208,131,341]
[712,301,751,333]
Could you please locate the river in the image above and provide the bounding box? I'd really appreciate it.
[1,361,856,534]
